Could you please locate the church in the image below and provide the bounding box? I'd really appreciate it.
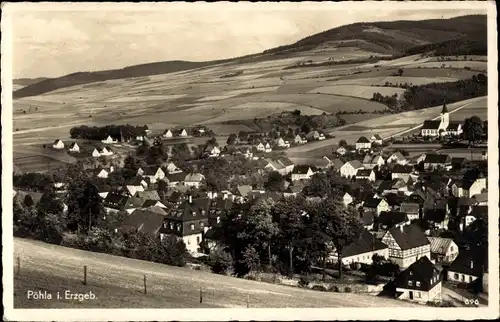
[420,104,463,137]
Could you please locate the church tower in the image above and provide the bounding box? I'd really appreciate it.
[439,103,449,131]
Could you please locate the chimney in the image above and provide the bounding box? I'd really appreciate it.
[470,261,474,269]
[189,195,192,204]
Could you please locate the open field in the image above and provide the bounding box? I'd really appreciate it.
[13,238,419,308]
[286,96,487,162]
[12,40,487,168]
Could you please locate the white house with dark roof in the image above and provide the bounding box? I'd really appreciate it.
[165,161,182,174]
[291,165,314,181]
[101,135,117,144]
[336,146,347,155]
[328,229,389,265]
[381,224,431,269]
[363,154,385,169]
[68,142,80,153]
[451,171,487,198]
[163,129,173,138]
[363,197,390,216]
[399,202,420,221]
[423,154,452,170]
[294,134,307,144]
[340,160,363,178]
[53,139,65,149]
[92,148,101,158]
[420,104,449,137]
[355,136,372,151]
[275,137,290,148]
[447,249,487,285]
[100,147,114,156]
[137,166,165,184]
[393,256,442,303]
[370,134,383,145]
[264,159,294,176]
[184,173,205,188]
[179,129,188,137]
[343,192,353,207]
[355,168,376,182]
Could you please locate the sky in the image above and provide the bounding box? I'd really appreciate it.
[8,2,488,79]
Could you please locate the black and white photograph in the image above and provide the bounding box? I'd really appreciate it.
[2,1,498,321]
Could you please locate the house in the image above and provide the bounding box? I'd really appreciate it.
[165,162,182,174]
[393,256,442,303]
[114,208,166,235]
[363,197,390,216]
[387,152,407,165]
[184,173,205,188]
[315,156,333,169]
[451,170,487,198]
[100,147,114,156]
[355,169,376,182]
[126,176,147,196]
[163,129,173,138]
[377,211,410,230]
[355,136,372,151]
[283,184,305,198]
[391,165,413,182]
[95,168,110,179]
[342,192,353,207]
[340,160,363,178]
[136,190,161,201]
[481,151,487,160]
[381,224,431,268]
[264,159,294,176]
[451,157,467,170]
[102,192,129,213]
[101,135,117,144]
[256,142,266,152]
[420,104,450,137]
[446,122,463,136]
[68,142,80,153]
[399,203,420,221]
[137,166,165,184]
[362,211,375,230]
[52,139,65,149]
[204,145,221,158]
[427,237,459,263]
[96,185,111,199]
[123,196,146,214]
[463,205,488,229]
[423,154,451,170]
[165,171,186,187]
[330,158,345,172]
[294,134,307,144]
[264,142,272,153]
[275,137,290,148]
[241,148,253,159]
[306,131,324,141]
[424,209,449,230]
[234,185,253,202]
[362,154,385,169]
[291,165,314,181]
[336,146,347,155]
[447,249,487,285]
[377,179,410,196]
[160,196,211,254]
[92,148,101,158]
[328,229,388,265]
[370,134,383,145]
[179,129,188,137]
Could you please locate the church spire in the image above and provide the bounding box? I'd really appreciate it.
[441,103,448,114]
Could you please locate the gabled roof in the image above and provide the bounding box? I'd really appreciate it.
[69,142,78,148]
[427,237,454,255]
[345,160,363,169]
[127,176,145,186]
[140,166,160,176]
[125,196,146,209]
[422,120,441,130]
[378,211,409,228]
[116,209,166,234]
[362,155,373,164]
[389,151,406,161]
[136,190,161,201]
[356,169,373,177]
[424,154,451,164]
[166,171,186,183]
[392,164,413,174]
[386,224,429,250]
[470,205,488,219]
[393,256,440,291]
[364,197,384,209]
[236,185,253,197]
[103,192,129,209]
[447,122,461,131]
[185,173,205,182]
[424,209,447,223]
[384,193,406,207]
[330,158,344,169]
[399,202,420,214]
[472,193,488,203]
[293,165,312,174]
[265,159,287,170]
[166,197,211,221]
[53,139,63,144]
[337,229,387,257]
[356,136,370,143]
[449,249,487,277]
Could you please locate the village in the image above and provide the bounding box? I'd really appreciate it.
[12,100,489,307]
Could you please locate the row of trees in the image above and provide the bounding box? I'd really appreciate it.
[210,193,363,280]
[69,124,148,141]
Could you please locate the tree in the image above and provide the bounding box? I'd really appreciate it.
[209,247,233,274]
[66,180,104,233]
[300,123,311,134]
[463,116,483,146]
[226,133,237,145]
[272,195,307,277]
[242,246,260,273]
[338,139,348,148]
[23,194,34,208]
[315,199,363,279]
[397,68,404,76]
[37,184,63,216]
[264,171,285,192]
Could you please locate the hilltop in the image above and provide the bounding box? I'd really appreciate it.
[13,14,486,99]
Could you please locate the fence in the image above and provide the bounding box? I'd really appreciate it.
[14,256,255,307]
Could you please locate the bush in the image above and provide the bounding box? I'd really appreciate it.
[209,248,233,275]
[344,286,352,293]
[312,285,328,292]
[329,285,340,292]
[298,276,310,288]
